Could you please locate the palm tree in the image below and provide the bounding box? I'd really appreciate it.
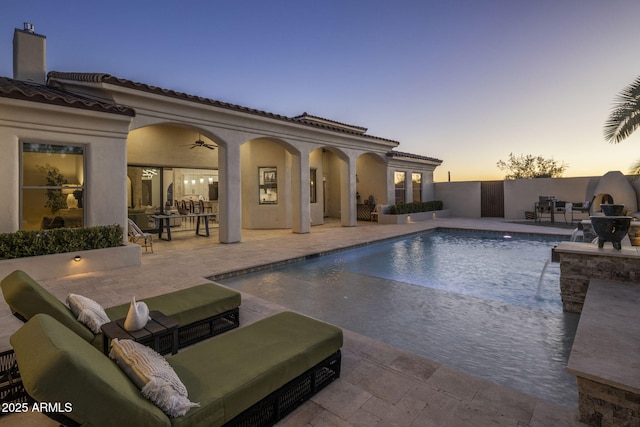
[604,75,640,143]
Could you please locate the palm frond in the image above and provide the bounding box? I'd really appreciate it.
[604,75,640,143]
[630,159,640,175]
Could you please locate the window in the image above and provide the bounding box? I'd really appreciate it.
[394,171,406,204]
[259,167,278,204]
[412,173,422,202]
[22,143,85,230]
[310,168,317,203]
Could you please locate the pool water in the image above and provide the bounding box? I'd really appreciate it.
[218,229,579,408]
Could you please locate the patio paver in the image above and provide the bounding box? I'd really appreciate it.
[0,218,585,426]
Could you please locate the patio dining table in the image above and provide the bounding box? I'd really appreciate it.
[152,213,217,241]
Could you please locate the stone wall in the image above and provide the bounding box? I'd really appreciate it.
[556,242,640,313]
[576,366,640,426]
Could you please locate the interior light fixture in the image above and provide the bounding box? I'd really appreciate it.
[199,178,204,184]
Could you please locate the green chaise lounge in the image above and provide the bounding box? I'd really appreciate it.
[1,270,241,353]
[11,311,343,427]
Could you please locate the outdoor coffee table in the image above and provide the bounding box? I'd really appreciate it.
[101,310,179,355]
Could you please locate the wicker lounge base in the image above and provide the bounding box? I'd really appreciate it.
[0,349,27,410]
[225,350,341,427]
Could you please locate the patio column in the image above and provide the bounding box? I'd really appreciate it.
[340,155,357,227]
[291,149,310,234]
[218,143,242,243]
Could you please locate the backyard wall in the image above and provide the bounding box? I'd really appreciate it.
[433,181,481,217]
[435,173,640,220]
[503,176,597,220]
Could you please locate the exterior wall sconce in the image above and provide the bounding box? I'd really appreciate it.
[73,255,82,262]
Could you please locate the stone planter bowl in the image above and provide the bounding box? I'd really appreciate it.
[600,204,625,216]
[590,216,632,250]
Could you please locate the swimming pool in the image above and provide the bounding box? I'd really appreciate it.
[217,229,579,408]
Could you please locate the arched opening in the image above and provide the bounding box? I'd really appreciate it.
[126,124,220,231]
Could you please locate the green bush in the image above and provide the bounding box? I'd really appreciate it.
[388,201,443,215]
[0,225,123,260]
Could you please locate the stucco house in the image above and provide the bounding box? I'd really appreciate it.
[0,24,442,244]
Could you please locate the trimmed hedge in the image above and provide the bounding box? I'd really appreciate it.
[0,225,123,260]
[388,201,443,215]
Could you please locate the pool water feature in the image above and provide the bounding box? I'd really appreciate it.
[218,229,579,408]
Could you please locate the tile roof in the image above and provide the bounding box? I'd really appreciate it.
[0,76,134,116]
[47,72,399,144]
[292,112,368,134]
[387,150,443,164]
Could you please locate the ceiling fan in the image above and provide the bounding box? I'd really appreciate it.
[185,134,216,150]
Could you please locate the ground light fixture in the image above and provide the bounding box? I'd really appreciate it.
[73,255,82,262]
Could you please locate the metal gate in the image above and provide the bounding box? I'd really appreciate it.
[481,181,504,217]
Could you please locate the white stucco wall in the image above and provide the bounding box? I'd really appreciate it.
[0,99,131,234]
[435,174,640,220]
[241,139,291,229]
[434,181,482,217]
[503,176,597,219]
[356,153,386,206]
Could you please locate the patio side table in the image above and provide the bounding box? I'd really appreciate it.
[101,310,179,355]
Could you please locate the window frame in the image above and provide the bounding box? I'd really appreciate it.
[394,171,406,204]
[412,172,422,202]
[21,142,86,230]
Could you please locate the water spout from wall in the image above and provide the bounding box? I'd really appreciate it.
[536,257,552,298]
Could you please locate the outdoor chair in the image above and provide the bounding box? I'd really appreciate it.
[534,197,553,222]
[370,204,380,222]
[570,198,593,224]
[127,218,153,253]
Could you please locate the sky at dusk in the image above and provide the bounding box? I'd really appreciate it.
[2,1,640,182]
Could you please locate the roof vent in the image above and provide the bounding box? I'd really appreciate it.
[23,22,34,33]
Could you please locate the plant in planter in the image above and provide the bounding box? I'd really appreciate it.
[37,164,68,214]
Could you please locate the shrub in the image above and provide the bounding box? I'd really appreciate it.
[388,201,443,215]
[0,225,123,260]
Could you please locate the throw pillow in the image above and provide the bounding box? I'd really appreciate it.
[109,338,199,417]
[66,294,110,334]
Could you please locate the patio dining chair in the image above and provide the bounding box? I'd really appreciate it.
[534,197,552,222]
[127,218,153,253]
[370,204,380,222]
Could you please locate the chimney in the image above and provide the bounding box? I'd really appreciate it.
[13,22,46,84]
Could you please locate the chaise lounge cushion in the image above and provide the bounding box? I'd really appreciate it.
[11,311,343,427]
[1,270,94,342]
[104,284,240,329]
[1,270,241,352]
[169,311,343,426]
[11,313,169,427]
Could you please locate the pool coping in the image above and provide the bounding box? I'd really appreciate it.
[208,226,571,281]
